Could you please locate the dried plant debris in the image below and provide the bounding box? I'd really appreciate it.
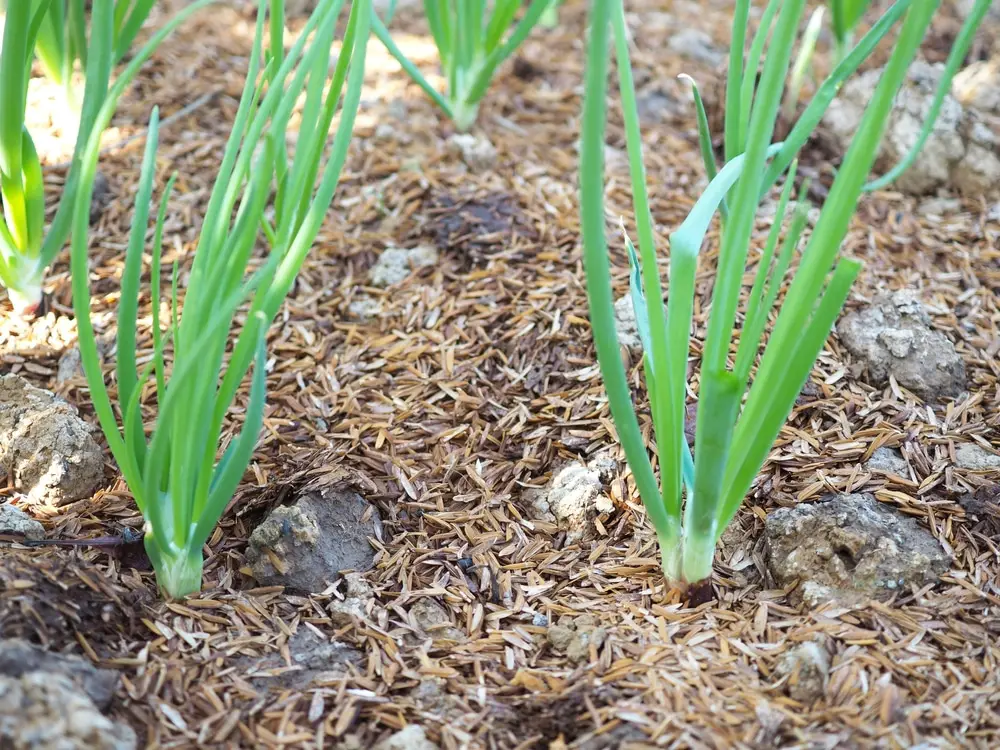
[421,190,537,256]
[237,627,362,691]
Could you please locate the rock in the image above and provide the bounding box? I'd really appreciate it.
[240,628,361,691]
[765,493,951,607]
[369,245,439,288]
[56,333,114,385]
[636,89,681,124]
[865,447,908,477]
[0,503,44,540]
[836,291,966,401]
[668,29,724,66]
[373,123,397,143]
[56,346,85,384]
[546,615,607,663]
[529,460,614,542]
[613,296,642,350]
[0,639,119,710]
[954,444,1000,472]
[89,171,113,225]
[372,725,439,750]
[446,133,497,171]
[775,641,830,702]
[959,485,1000,530]
[329,572,373,626]
[347,295,382,320]
[917,196,963,218]
[823,61,1000,195]
[410,598,464,641]
[246,488,382,593]
[0,672,136,750]
[0,374,105,505]
[955,0,1000,22]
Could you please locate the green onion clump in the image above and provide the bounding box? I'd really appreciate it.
[829,0,871,63]
[579,0,971,593]
[372,0,555,131]
[30,0,159,108]
[1,0,196,315]
[70,0,370,599]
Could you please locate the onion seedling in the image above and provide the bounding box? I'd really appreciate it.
[829,0,871,63]
[580,0,943,593]
[70,0,370,598]
[30,0,159,109]
[371,0,555,130]
[1,0,198,315]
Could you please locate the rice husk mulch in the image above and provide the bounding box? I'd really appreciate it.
[2,1,999,747]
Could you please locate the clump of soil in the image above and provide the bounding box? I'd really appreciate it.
[0,374,105,506]
[765,493,952,606]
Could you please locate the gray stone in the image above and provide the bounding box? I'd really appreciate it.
[240,628,361,691]
[0,639,119,710]
[917,197,963,218]
[823,62,1000,195]
[613,296,642,350]
[246,488,382,593]
[836,291,966,401]
[369,245,439,288]
[636,89,681,124]
[954,444,1000,472]
[529,461,614,542]
[0,503,44,540]
[865,447,908,477]
[329,572,373,626]
[0,672,136,750]
[446,133,497,171]
[668,29,724,66]
[954,56,1000,115]
[372,725,439,750]
[347,295,382,320]
[765,493,951,607]
[547,615,607,663]
[410,598,464,641]
[775,641,830,702]
[955,0,1000,23]
[0,374,105,505]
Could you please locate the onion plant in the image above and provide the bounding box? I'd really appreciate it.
[70,0,370,598]
[371,0,555,130]
[830,0,871,63]
[580,0,945,593]
[0,0,197,315]
[30,0,158,108]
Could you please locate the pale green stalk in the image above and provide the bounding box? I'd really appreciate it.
[30,0,160,107]
[69,0,370,598]
[581,0,958,591]
[372,0,552,131]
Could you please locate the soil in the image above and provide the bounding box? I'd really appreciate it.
[2,1,999,748]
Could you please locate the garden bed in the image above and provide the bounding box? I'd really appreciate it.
[1,1,999,747]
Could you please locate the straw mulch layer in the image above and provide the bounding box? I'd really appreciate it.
[2,1,999,748]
